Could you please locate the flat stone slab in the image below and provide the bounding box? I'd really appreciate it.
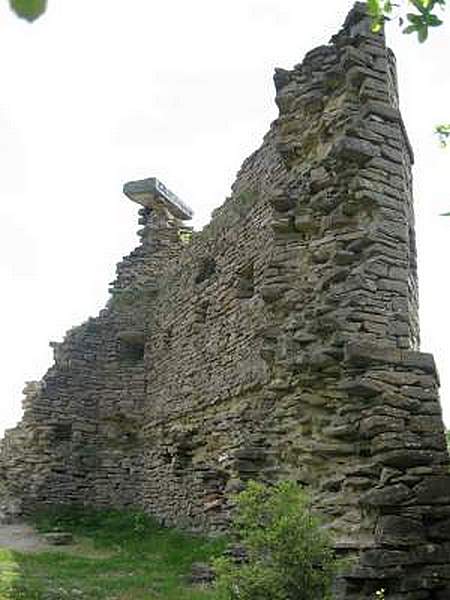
[123,177,194,220]
[42,532,74,545]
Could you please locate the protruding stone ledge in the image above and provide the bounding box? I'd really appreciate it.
[123,177,194,221]
[345,342,437,375]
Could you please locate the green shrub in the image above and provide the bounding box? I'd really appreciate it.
[214,480,337,600]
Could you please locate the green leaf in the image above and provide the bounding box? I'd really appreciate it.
[407,12,424,24]
[426,13,443,25]
[435,124,450,147]
[418,24,429,41]
[435,124,450,134]
[367,0,382,18]
[410,0,433,12]
[9,0,47,22]
[403,24,418,32]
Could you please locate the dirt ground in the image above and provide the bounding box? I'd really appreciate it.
[0,522,58,552]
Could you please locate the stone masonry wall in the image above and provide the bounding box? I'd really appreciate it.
[0,207,186,512]
[2,3,450,598]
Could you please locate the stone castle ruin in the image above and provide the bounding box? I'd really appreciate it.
[2,3,450,597]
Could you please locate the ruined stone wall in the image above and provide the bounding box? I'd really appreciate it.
[0,207,186,512]
[2,3,450,598]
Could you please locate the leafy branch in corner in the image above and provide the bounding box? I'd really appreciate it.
[368,1,449,150]
[367,0,446,42]
[9,0,47,22]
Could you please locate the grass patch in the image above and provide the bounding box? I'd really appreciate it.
[0,507,226,599]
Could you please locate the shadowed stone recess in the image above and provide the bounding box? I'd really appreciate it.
[1,3,450,598]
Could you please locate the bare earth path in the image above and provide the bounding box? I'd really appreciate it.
[0,522,56,552]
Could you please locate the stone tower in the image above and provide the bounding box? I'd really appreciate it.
[2,3,450,597]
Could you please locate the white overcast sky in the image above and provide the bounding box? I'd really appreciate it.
[0,0,449,436]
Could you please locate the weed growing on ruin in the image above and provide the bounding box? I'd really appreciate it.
[213,480,338,600]
[178,228,194,245]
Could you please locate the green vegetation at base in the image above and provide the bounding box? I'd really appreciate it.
[214,481,339,600]
[0,507,226,600]
[0,483,395,599]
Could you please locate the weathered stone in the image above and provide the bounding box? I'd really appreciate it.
[339,377,383,398]
[411,542,450,564]
[428,520,450,541]
[414,477,450,505]
[377,450,436,469]
[188,562,215,585]
[294,214,317,234]
[345,342,437,375]
[345,563,404,579]
[376,516,426,547]
[361,483,412,507]
[345,341,401,366]
[273,68,292,92]
[360,415,405,437]
[401,351,437,375]
[362,101,402,123]
[272,216,295,234]
[42,532,74,546]
[269,192,296,212]
[401,387,438,402]
[332,136,380,164]
[260,284,288,303]
[361,548,412,568]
